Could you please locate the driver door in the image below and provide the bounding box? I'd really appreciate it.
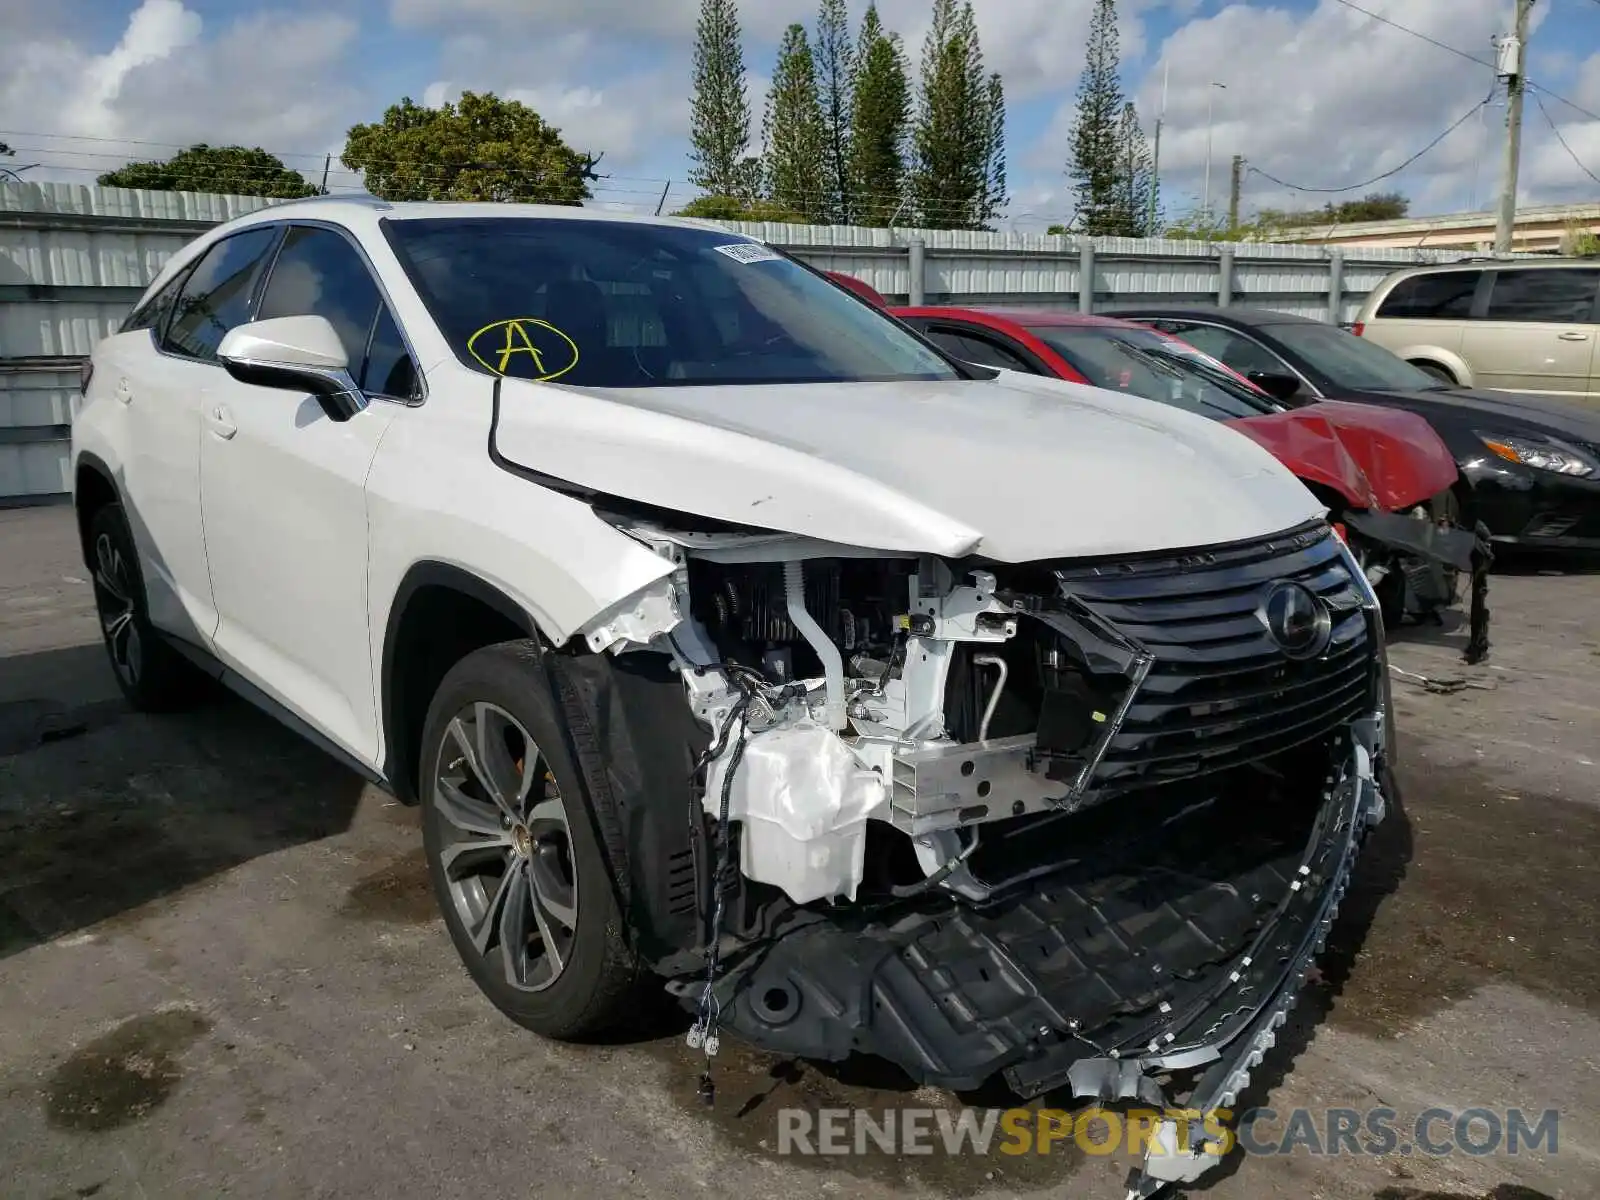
[199,223,419,765]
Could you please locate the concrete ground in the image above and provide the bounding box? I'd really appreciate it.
[1,502,1597,1200]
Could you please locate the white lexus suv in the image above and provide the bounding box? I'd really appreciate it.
[73,197,1390,1194]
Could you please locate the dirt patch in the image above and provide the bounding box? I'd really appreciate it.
[639,1032,1081,1196]
[44,1008,212,1132]
[342,848,437,924]
[1317,744,1600,1038]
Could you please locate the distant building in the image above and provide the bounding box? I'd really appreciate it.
[1269,201,1600,255]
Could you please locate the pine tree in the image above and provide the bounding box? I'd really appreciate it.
[1068,0,1127,236]
[1116,101,1155,237]
[688,0,754,199]
[814,0,854,224]
[763,24,827,221]
[978,73,1008,230]
[911,0,998,229]
[848,3,910,227]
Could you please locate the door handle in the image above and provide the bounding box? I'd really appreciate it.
[1558,331,1590,341]
[114,378,133,405]
[207,404,237,439]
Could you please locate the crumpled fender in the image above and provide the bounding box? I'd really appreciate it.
[1228,401,1460,512]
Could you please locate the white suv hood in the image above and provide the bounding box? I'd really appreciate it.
[492,371,1323,561]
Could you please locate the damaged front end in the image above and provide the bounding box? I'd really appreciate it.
[571,517,1391,1195]
[1343,502,1493,664]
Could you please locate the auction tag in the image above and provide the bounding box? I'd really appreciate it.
[713,242,782,264]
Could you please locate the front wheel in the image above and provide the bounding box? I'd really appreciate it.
[85,502,205,711]
[1412,361,1456,386]
[419,641,643,1039]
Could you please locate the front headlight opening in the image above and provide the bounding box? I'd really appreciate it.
[1479,433,1598,478]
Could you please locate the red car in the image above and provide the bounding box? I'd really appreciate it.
[891,305,1486,636]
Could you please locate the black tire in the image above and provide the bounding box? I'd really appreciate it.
[85,502,206,711]
[1412,361,1456,385]
[419,640,643,1039]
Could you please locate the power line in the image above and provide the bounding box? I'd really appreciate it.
[1244,89,1496,195]
[1324,0,1600,127]
[1327,0,1494,69]
[1531,89,1600,185]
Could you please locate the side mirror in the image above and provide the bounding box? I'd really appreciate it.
[1247,370,1302,402]
[217,315,367,422]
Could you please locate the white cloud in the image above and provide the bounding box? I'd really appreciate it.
[1030,0,1517,223]
[2,1,366,187]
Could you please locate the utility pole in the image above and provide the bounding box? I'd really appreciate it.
[320,154,331,193]
[1494,0,1533,255]
[1228,154,1244,232]
[1148,63,1168,235]
[1202,82,1226,218]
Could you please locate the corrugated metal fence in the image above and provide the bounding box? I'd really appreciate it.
[1,180,1465,503]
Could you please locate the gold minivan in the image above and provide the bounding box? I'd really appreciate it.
[1354,259,1600,402]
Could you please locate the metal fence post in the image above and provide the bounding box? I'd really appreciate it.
[1327,250,1345,325]
[1217,246,1235,307]
[1079,240,1095,313]
[908,238,926,306]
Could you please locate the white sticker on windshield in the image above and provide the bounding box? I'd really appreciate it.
[714,242,782,264]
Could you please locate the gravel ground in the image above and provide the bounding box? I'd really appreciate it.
[1,503,1597,1200]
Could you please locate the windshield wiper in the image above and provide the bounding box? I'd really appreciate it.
[1112,343,1258,419]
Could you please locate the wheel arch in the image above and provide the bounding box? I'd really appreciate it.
[379,560,548,804]
[72,451,122,568]
[1396,345,1472,387]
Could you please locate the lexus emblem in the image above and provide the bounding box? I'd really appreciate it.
[1259,581,1332,659]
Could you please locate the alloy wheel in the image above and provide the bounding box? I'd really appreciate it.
[432,702,578,992]
[92,532,142,688]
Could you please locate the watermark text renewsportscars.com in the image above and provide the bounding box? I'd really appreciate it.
[776,1106,1560,1160]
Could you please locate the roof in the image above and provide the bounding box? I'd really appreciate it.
[893,305,1140,328]
[1095,303,1325,327]
[252,196,710,229]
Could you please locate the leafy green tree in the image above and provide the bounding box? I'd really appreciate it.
[763,24,828,221]
[848,4,910,227]
[1068,0,1128,235]
[910,0,1004,229]
[341,92,591,203]
[1116,101,1156,237]
[688,0,756,199]
[673,194,806,222]
[1046,223,1068,235]
[98,144,320,198]
[815,0,854,223]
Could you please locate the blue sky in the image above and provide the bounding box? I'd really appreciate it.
[5,0,1599,230]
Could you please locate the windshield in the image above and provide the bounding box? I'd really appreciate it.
[1026,325,1283,420]
[1268,322,1442,391]
[383,218,958,388]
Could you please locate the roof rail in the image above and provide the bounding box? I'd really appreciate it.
[277,191,393,210]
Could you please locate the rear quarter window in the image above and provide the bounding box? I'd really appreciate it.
[1375,271,1480,320]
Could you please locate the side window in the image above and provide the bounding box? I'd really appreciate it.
[1159,323,1284,377]
[256,226,419,396]
[1484,268,1600,323]
[121,267,190,335]
[926,327,1036,373]
[162,228,281,362]
[1376,271,1480,319]
[365,307,420,399]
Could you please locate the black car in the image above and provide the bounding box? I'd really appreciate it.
[1101,304,1600,552]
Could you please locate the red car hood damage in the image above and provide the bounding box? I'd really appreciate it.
[1227,400,1459,512]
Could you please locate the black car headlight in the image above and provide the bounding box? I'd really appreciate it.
[1476,432,1598,479]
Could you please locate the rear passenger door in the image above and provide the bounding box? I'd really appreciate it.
[1469,267,1600,399]
[199,223,420,765]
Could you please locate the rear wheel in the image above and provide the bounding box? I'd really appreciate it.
[86,502,205,711]
[1412,361,1456,385]
[419,641,643,1038]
